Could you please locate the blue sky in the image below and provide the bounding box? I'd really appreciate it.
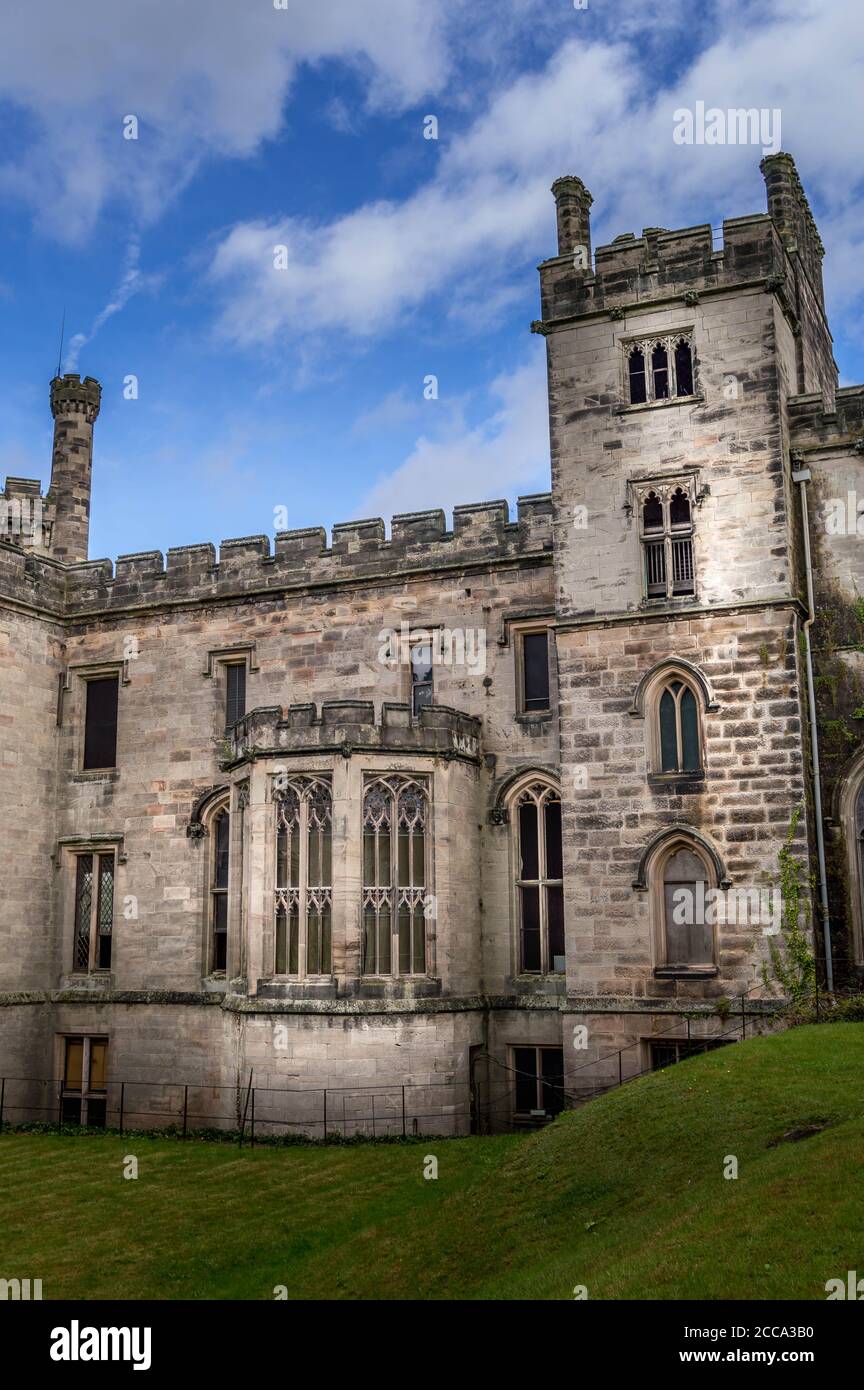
[0,0,862,561]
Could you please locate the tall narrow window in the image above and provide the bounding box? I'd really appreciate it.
[674,337,694,396]
[61,1036,108,1127]
[628,347,647,404]
[658,679,701,773]
[226,663,246,729]
[411,641,433,716]
[639,485,695,600]
[211,808,229,972]
[73,852,114,972]
[515,782,564,974]
[363,777,428,975]
[275,778,332,976]
[662,846,713,967]
[521,630,550,712]
[83,676,118,770]
[651,342,670,400]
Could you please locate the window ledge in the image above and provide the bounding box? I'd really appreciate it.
[648,771,705,791]
[515,710,553,725]
[654,966,718,980]
[71,770,120,783]
[616,394,702,415]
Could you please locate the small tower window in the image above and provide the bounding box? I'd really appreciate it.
[628,347,647,404]
[651,343,670,400]
[638,484,695,601]
[674,337,694,396]
[411,641,433,716]
[626,333,695,404]
[226,663,246,730]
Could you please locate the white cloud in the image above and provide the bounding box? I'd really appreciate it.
[206,0,864,348]
[0,0,453,239]
[359,350,549,519]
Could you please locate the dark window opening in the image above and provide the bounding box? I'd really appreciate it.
[411,642,433,717]
[650,1038,728,1071]
[628,347,647,404]
[83,676,118,770]
[674,338,694,396]
[226,663,246,729]
[658,679,702,774]
[522,630,550,711]
[651,343,669,400]
[513,1046,565,1119]
[73,852,114,972]
[517,784,564,974]
[211,809,229,972]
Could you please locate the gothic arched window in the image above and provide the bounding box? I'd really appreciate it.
[274,777,332,976]
[362,777,428,976]
[660,843,714,967]
[210,806,230,973]
[514,779,564,974]
[658,679,701,773]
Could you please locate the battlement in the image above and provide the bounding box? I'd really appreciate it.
[228,701,483,765]
[537,152,827,330]
[54,494,552,615]
[538,212,780,323]
[788,387,864,452]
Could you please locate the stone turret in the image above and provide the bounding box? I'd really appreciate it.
[551,175,593,266]
[47,373,101,563]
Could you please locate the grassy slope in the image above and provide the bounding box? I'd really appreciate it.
[1,1024,862,1300]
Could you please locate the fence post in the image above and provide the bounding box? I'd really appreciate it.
[182,1085,189,1140]
[119,1082,125,1136]
[741,995,746,1041]
[618,1051,623,1086]
[250,1089,255,1149]
[402,1085,406,1138]
[0,1077,4,1133]
[815,973,820,1021]
[323,1089,327,1142]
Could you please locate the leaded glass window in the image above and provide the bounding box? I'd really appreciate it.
[73,852,114,972]
[515,782,564,974]
[274,777,332,976]
[658,679,701,773]
[363,777,428,975]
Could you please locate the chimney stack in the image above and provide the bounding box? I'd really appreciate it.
[47,373,101,563]
[551,175,593,267]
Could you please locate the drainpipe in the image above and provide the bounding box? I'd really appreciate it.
[791,460,834,992]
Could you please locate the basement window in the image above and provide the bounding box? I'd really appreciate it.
[512,1046,565,1119]
[61,1036,109,1127]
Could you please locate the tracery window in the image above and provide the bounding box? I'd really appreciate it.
[274,777,333,976]
[637,483,695,600]
[658,678,701,773]
[362,776,428,975]
[626,334,695,404]
[514,780,564,974]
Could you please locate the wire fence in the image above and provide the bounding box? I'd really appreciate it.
[0,984,858,1142]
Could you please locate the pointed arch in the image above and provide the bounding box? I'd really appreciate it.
[838,748,864,966]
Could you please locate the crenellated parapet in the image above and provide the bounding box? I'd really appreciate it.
[227,700,483,766]
[788,387,864,453]
[58,494,553,614]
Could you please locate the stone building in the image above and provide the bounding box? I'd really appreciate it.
[1,152,860,1136]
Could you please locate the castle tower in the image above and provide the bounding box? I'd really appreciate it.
[47,373,101,563]
[536,158,826,1078]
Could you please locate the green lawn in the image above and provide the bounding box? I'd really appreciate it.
[1,1023,862,1300]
